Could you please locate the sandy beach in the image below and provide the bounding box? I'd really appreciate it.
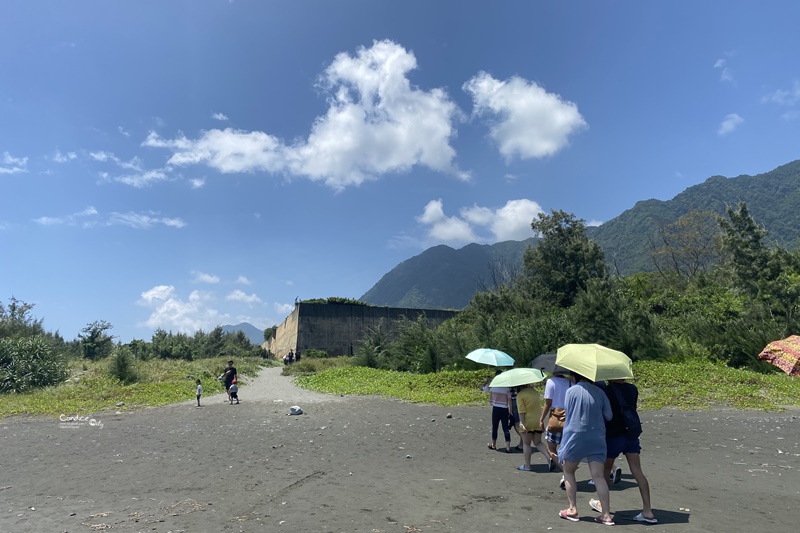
[1,367,798,532]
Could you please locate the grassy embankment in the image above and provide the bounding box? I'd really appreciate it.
[288,357,800,410]
[2,356,798,418]
[0,356,273,418]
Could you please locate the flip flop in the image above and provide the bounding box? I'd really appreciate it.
[589,498,602,513]
[487,444,496,450]
[594,516,615,526]
[559,510,579,522]
[517,465,534,471]
[633,513,658,524]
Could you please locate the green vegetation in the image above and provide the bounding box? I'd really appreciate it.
[294,359,800,411]
[0,357,270,418]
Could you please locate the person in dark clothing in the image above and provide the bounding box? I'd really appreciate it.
[222,360,237,402]
[590,379,657,524]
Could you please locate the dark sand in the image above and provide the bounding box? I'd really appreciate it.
[1,367,798,532]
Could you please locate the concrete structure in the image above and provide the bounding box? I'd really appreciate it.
[265,302,458,357]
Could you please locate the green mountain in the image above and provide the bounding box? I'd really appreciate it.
[361,159,800,308]
[360,239,535,309]
[221,322,264,345]
[587,159,800,274]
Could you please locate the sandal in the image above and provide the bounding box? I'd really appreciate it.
[487,443,496,450]
[589,498,602,513]
[559,509,579,522]
[594,516,615,526]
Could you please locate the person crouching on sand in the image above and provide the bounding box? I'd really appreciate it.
[228,380,239,404]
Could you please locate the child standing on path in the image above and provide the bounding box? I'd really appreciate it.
[229,380,239,404]
[195,379,202,407]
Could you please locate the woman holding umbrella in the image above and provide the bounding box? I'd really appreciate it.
[557,371,614,525]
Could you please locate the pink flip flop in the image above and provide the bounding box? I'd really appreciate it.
[594,516,615,526]
[559,510,579,522]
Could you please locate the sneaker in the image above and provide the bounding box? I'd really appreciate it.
[612,466,622,485]
[588,479,595,485]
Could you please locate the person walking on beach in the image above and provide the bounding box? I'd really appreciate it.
[589,379,657,524]
[222,360,237,402]
[540,372,570,474]
[558,371,614,526]
[195,379,203,407]
[482,370,512,453]
[516,382,553,471]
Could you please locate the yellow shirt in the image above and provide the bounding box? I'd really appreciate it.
[516,386,543,430]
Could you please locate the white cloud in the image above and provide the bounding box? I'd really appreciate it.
[138,286,228,334]
[763,81,800,107]
[143,40,465,190]
[418,198,543,244]
[52,150,77,163]
[107,212,186,229]
[1,152,28,174]
[33,206,98,226]
[118,126,131,137]
[274,302,294,316]
[90,149,169,187]
[586,219,603,227]
[417,199,479,244]
[713,58,733,83]
[226,290,263,304]
[717,113,744,135]
[236,275,252,285]
[463,71,587,160]
[189,177,205,189]
[211,112,229,121]
[192,271,220,284]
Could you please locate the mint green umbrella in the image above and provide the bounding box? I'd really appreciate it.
[489,368,547,388]
[466,348,515,367]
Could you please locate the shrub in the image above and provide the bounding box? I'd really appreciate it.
[108,345,138,384]
[303,349,329,358]
[0,336,68,393]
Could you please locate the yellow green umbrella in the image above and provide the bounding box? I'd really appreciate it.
[555,343,633,382]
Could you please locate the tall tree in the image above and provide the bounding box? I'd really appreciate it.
[523,210,608,307]
[79,320,114,360]
[717,202,769,296]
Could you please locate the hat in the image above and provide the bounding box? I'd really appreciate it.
[232,379,237,384]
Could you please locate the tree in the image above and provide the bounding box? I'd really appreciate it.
[0,297,45,339]
[523,210,608,307]
[717,202,769,296]
[650,210,723,281]
[79,320,114,360]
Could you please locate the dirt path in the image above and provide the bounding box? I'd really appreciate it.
[1,368,799,532]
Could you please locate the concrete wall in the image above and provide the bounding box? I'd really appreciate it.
[266,303,458,357]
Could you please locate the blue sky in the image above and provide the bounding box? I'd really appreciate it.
[2,1,799,343]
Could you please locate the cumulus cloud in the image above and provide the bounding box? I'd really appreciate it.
[189,177,205,189]
[463,71,587,160]
[1,152,28,174]
[236,275,252,285]
[138,286,227,334]
[274,302,294,316]
[718,113,744,135]
[192,271,220,284]
[417,198,543,244]
[143,40,465,190]
[137,284,274,334]
[211,112,229,121]
[118,126,131,137]
[713,58,733,83]
[226,289,263,304]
